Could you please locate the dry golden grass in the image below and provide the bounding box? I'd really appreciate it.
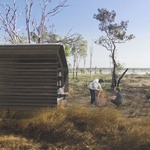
[69,74,150,117]
[0,135,40,150]
[0,106,149,149]
[0,74,149,149]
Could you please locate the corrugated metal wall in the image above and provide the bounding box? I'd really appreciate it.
[0,44,68,110]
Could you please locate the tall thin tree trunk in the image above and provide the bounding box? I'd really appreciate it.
[84,58,86,74]
[111,63,117,89]
[89,45,93,79]
[76,66,78,78]
[111,48,117,90]
[73,59,75,79]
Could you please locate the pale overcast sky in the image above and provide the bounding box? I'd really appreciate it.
[1,0,150,68]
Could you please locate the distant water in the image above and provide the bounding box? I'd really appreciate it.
[69,68,150,75]
[98,68,150,75]
[121,68,150,75]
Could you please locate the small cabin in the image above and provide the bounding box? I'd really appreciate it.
[0,44,68,110]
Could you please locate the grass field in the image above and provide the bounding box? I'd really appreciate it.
[0,74,149,150]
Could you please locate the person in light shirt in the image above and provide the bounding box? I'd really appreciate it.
[88,79,104,104]
[57,85,69,100]
[57,84,69,109]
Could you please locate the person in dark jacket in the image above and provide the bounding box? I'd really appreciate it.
[110,87,123,107]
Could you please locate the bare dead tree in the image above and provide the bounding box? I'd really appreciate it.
[116,68,128,87]
[0,0,68,44]
[31,0,68,43]
[25,0,33,43]
[0,0,22,43]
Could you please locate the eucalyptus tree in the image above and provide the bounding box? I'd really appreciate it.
[71,34,87,78]
[94,8,135,89]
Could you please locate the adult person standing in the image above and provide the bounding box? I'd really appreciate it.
[88,79,104,104]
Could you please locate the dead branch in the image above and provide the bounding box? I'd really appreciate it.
[25,0,33,43]
[117,68,128,87]
[0,1,22,43]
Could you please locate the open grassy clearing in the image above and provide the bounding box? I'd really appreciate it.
[0,74,149,150]
[68,74,150,117]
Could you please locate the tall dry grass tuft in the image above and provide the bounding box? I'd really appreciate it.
[0,135,40,150]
